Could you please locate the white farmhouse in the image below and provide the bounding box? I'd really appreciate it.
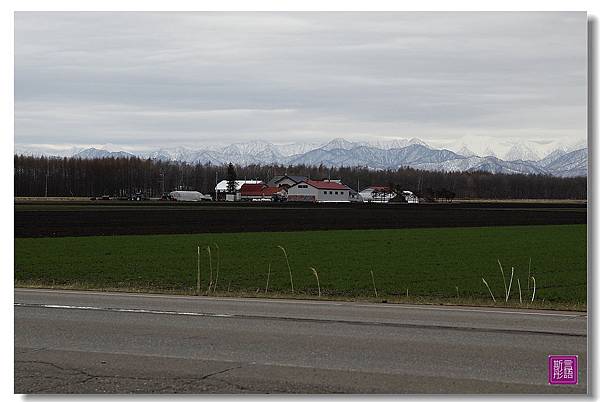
[287,180,353,203]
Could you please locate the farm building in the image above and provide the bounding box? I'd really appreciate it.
[359,186,419,203]
[287,180,353,203]
[169,191,212,202]
[240,183,286,201]
[359,186,396,203]
[266,175,308,189]
[402,190,419,204]
[215,180,263,201]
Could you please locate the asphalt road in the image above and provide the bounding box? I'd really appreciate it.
[14,288,587,394]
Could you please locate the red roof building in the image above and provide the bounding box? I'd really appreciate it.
[304,180,350,190]
[240,183,285,200]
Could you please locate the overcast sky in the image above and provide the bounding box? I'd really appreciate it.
[14,12,587,151]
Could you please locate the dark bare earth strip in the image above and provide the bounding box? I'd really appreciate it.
[14,202,586,238]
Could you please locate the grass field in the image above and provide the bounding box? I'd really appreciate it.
[14,225,587,309]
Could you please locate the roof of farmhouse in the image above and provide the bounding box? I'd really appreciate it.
[267,175,308,186]
[239,183,277,195]
[360,186,393,193]
[300,180,351,190]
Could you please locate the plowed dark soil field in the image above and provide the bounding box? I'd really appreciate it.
[14,201,587,238]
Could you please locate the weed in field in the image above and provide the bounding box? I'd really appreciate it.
[498,259,507,301]
[213,243,220,292]
[309,267,321,297]
[482,277,496,303]
[206,245,213,293]
[506,266,514,302]
[370,270,378,298]
[265,263,271,293]
[531,276,536,302]
[517,278,522,304]
[196,245,201,296]
[277,245,294,293]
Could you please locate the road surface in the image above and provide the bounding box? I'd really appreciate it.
[14,288,587,394]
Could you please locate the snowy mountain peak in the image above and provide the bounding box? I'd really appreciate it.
[18,137,588,177]
[456,145,477,157]
[504,142,540,162]
[320,138,363,151]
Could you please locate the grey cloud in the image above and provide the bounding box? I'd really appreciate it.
[14,12,587,149]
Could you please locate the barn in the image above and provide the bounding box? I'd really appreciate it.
[240,183,286,201]
[287,180,352,203]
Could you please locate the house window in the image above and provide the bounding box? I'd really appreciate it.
[341,191,344,195]
[335,191,338,195]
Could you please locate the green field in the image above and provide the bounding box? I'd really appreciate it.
[14,225,587,309]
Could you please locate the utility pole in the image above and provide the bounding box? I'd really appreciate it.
[44,157,49,198]
[159,170,165,195]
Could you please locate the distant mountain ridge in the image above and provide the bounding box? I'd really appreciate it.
[18,138,587,177]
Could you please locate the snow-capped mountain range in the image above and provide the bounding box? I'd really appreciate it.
[15,137,587,177]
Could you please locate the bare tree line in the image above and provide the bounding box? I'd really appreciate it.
[14,154,587,200]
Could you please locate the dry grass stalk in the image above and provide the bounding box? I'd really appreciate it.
[482,277,496,303]
[517,278,522,304]
[196,245,201,296]
[206,245,213,293]
[265,263,271,293]
[531,276,536,302]
[277,245,294,293]
[527,257,532,290]
[309,267,321,297]
[213,243,220,292]
[506,267,514,302]
[498,260,507,301]
[370,270,378,298]
[455,286,459,298]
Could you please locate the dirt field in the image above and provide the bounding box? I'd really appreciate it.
[14,201,587,237]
